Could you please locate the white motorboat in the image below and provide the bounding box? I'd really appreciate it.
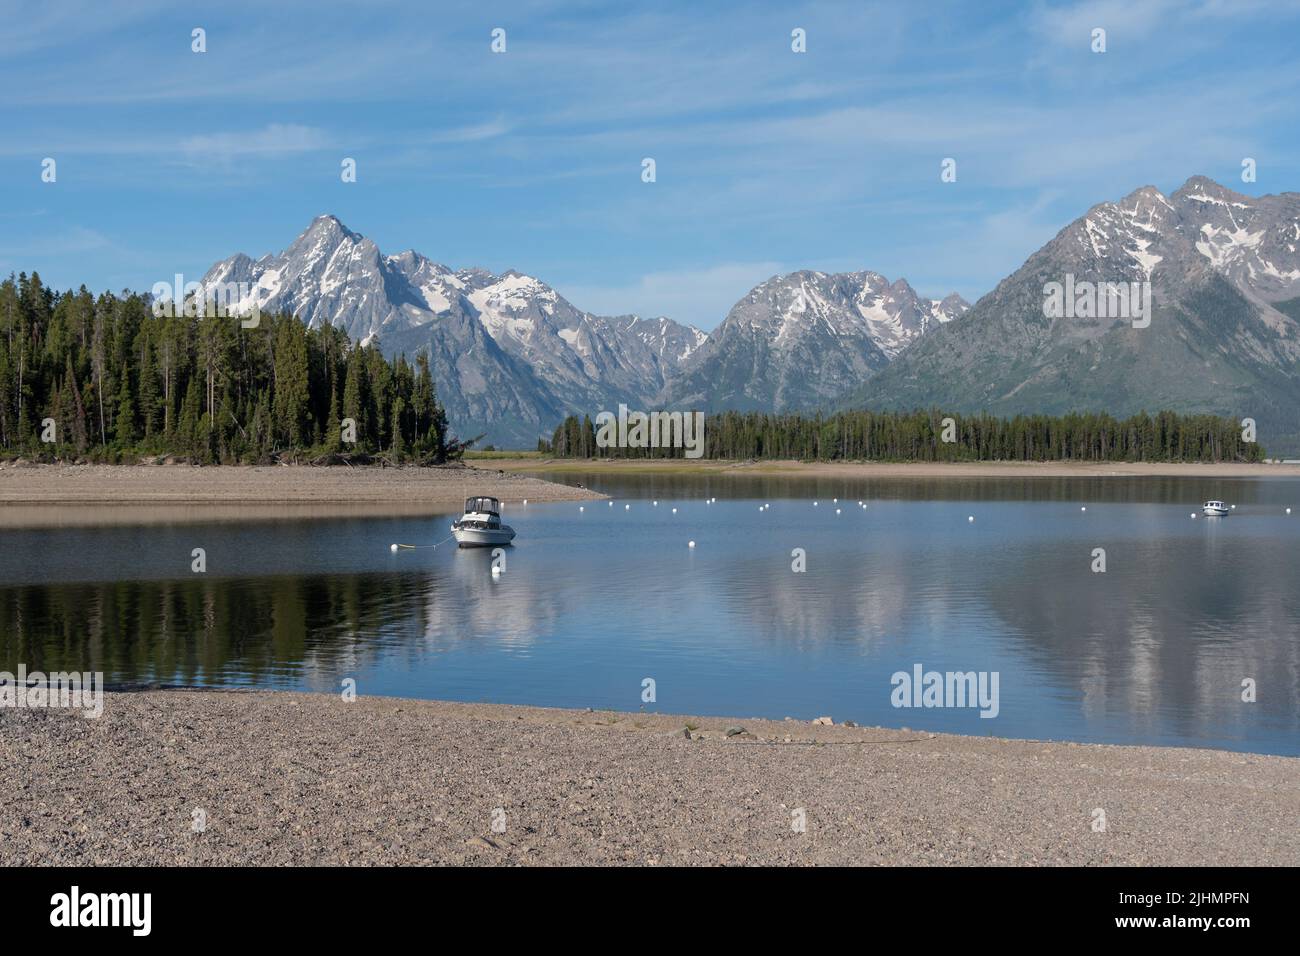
[451,496,516,547]
[1202,500,1229,517]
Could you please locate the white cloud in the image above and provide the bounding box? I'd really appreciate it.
[178,124,332,162]
[0,226,112,257]
[1028,0,1177,48]
[422,119,512,143]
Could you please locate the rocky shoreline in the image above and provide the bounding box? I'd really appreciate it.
[2,689,1295,866]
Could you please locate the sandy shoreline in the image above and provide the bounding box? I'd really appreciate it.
[492,457,1300,479]
[2,689,1295,866]
[2,458,1292,526]
[0,462,604,527]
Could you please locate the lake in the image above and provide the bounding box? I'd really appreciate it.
[2,472,1297,755]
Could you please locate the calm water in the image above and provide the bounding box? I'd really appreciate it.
[2,473,1298,755]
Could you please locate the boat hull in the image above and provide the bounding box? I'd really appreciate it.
[451,524,516,547]
[1202,506,1229,517]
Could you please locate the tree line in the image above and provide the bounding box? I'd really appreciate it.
[542,409,1265,462]
[0,272,462,464]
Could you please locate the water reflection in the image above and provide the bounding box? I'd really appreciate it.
[1,474,1297,754]
[534,470,1295,505]
[0,573,433,686]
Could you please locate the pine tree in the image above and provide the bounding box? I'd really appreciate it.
[271,317,310,448]
[341,348,368,451]
[114,369,136,445]
[137,339,161,439]
[178,375,202,455]
[65,355,89,454]
[327,384,343,452]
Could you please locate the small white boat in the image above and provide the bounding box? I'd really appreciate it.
[452,496,516,547]
[1202,500,1229,517]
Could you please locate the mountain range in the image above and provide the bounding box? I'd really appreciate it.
[200,216,709,446]
[845,176,1300,453]
[198,175,1300,453]
[199,217,965,445]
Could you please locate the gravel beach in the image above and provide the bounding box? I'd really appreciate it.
[0,462,603,527]
[2,690,1295,866]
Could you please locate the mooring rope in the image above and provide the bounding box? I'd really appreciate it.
[391,533,457,551]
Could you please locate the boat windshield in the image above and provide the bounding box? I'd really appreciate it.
[465,496,501,515]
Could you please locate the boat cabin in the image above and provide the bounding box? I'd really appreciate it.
[464,496,502,517]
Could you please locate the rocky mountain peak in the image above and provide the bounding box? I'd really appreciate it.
[844,174,1300,455]
[663,268,968,413]
[1172,175,1252,205]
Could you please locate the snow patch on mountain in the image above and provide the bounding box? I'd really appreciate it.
[198,215,712,446]
[664,269,969,412]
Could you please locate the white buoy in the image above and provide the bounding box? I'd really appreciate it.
[1081,506,1087,512]
[608,501,613,507]
[672,507,678,514]
[758,505,764,512]
[523,499,528,505]
[1231,504,1236,509]
[688,540,696,549]
[813,501,818,506]
[625,504,630,510]
[1191,513,1197,519]
[390,543,398,552]
[579,506,584,512]
[491,565,502,575]
[968,515,975,523]
[835,508,841,515]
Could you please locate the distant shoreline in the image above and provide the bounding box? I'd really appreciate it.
[2,458,1294,528]
[3,688,1296,866]
[487,457,1300,479]
[0,461,604,527]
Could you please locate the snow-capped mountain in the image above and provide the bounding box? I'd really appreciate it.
[195,179,1300,451]
[664,270,968,412]
[199,216,952,445]
[845,176,1300,454]
[1045,175,1300,306]
[199,216,433,342]
[199,216,707,447]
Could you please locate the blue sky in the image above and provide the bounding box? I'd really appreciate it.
[3,0,1299,330]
